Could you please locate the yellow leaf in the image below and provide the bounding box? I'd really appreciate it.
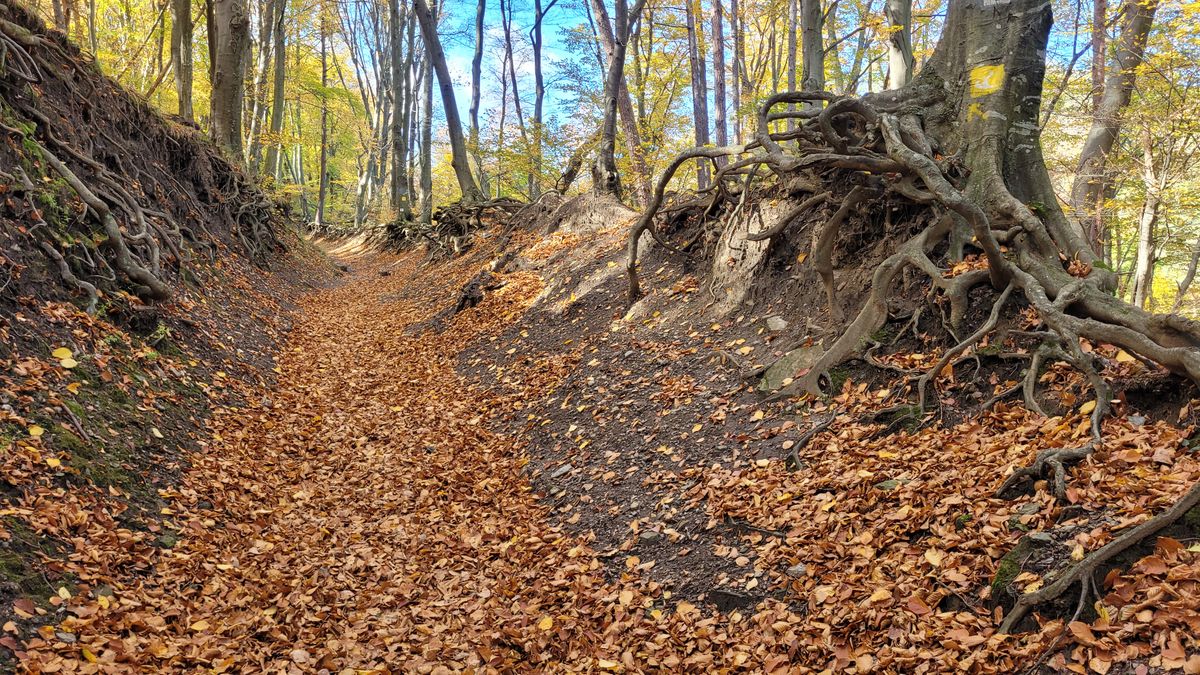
[537,615,554,631]
[57,587,71,600]
[28,425,45,438]
[97,595,110,610]
[619,590,633,606]
[150,428,164,439]
[66,382,81,394]
[738,346,753,355]
[81,647,97,663]
[796,252,808,264]
[598,660,622,671]
[751,410,764,421]
[1079,400,1096,415]
[1115,349,1135,363]
[52,347,73,359]
[45,457,62,469]
[60,358,78,369]
[189,620,210,631]
[676,600,697,616]
[924,549,945,567]
[868,588,892,603]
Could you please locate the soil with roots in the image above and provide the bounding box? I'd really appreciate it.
[0,3,338,664]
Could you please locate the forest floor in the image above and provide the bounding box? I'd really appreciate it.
[13,231,1200,673]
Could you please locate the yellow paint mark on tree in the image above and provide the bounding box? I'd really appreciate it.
[969,64,1005,97]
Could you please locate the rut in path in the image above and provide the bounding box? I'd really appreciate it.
[23,249,686,671]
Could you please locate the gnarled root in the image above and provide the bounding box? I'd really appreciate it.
[999,479,1200,633]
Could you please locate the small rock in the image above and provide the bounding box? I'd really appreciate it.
[874,478,908,491]
[640,531,660,543]
[379,270,391,277]
[1016,503,1041,515]
[55,632,77,644]
[786,563,808,578]
[550,463,573,479]
[157,532,178,548]
[1129,414,1146,426]
[1028,532,1054,545]
[765,315,788,332]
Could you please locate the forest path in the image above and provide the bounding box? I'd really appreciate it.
[26,247,682,671]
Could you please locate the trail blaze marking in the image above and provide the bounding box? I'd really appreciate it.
[969,65,1005,97]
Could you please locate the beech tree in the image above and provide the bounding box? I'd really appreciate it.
[1069,0,1160,257]
[414,0,481,202]
[170,0,193,122]
[209,0,250,158]
[592,0,646,198]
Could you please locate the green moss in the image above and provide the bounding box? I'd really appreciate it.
[991,536,1034,598]
[826,366,851,396]
[0,517,59,602]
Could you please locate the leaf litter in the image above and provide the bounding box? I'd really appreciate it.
[9,234,1200,673]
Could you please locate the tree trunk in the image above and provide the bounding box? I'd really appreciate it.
[171,0,194,122]
[396,0,415,219]
[315,8,329,229]
[1172,237,1200,313]
[264,0,286,178]
[245,0,276,169]
[1069,0,1159,257]
[419,46,434,225]
[413,0,482,202]
[589,0,650,205]
[591,0,647,201]
[883,0,913,89]
[786,0,797,128]
[1132,126,1160,309]
[469,0,487,194]
[730,0,744,143]
[1091,0,1106,111]
[210,0,251,159]
[712,0,728,165]
[799,0,822,94]
[684,0,710,189]
[531,0,557,199]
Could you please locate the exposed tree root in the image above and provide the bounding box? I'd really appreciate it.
[999,479,1200,633]
[0,3,283,310]
[623,7,1200,624]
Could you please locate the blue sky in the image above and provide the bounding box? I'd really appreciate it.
[439,0,593,124]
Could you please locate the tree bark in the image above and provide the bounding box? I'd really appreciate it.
[210,0,251,159]
[786,0,797,128]
[315,7,329,229]
[170,0,194,122]
[800,0,822,94]
[712,0,728,165]
[245,0,276,170]
[1069,0,1159,257]
[591,0,648,201]
[1132,126,1161,309]
[263,0,286,178]
[470,0,487,194]
[883,0,913,89]
[684,0,711,189]
[530,0,558,199]
[413,0,482,201]
[1091,0,1106,111]
[419,44,434,225]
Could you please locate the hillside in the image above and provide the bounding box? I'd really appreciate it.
[0,1,334,663]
